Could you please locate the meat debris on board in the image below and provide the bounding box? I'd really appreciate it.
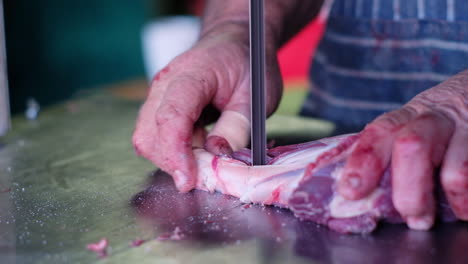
[87,227,185,259]
[130,239,146,247]
[86,238,109,258]
[194,133,457,234]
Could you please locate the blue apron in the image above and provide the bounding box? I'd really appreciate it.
[301,0,468,133]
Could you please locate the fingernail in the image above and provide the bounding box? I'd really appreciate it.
[344,173,361,189]
[407,215,434,231]
[338,173,362,200]
[205,136,233,157]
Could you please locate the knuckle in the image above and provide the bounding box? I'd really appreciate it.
[156,103,198,125]
[364,119,394,136]
[394,131,425,154]
[370,106,417,132]
[415,112,436,122]
[358,124,390,147]
[132,132,148,157]
[416,86,468,125]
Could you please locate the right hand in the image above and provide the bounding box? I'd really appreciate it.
[132,24,283,192]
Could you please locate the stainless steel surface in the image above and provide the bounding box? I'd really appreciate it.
[135,170,468,264]
[0,0,10,136]
[1,86,467,263]
[249,0,267,165]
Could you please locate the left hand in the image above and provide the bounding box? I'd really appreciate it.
[337,70,468,230]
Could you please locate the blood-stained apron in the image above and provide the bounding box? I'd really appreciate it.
[301,0,468,133]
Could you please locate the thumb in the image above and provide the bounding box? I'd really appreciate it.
[205,109,250,156]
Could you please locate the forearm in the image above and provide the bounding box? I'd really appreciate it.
[200,0,324,49]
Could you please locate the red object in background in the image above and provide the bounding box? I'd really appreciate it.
[190,0,325,86]
[191,0,205,16]
[278,20,325,85]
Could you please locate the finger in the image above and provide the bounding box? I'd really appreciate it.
[441,126,468,220]
[392,113,453,230]
[154,76,214,192]
[338,107,417,200]
[205,135,234,156]
[132,94,164,159]
[205,110,250,155]
[205,59,281,155]
[132,67,174,157]
[206,96,250,154]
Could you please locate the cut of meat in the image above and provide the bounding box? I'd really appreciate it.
[193,133,457,234]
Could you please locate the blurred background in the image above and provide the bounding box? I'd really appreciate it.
[4,0,323,115]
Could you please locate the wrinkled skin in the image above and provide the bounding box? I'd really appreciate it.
[338,71,468,230]
[132,24,283,192]
[132,0,468,231]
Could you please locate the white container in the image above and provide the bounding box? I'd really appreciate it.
[141,16,200,81]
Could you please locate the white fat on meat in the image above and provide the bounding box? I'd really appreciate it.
[193,133,378,218]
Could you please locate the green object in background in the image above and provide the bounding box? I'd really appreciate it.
[4,0,157,113]
[275,88,307,116]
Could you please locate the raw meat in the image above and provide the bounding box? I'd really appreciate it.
[86,238,109,258]
[193,133,456,234]
[130,239,146,247]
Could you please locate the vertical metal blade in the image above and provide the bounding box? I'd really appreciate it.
[249,0,266,165]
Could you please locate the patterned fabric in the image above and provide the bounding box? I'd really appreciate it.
[301,0,468,133]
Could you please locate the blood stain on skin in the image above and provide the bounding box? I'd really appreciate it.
[394,133,427,155]
[152,66,171,82]
[350,145,383,173]
[152,73,161,82]
[215,96,229,107]
[354,145,375,155]
[133,144,143,157]
[447,191,468,219]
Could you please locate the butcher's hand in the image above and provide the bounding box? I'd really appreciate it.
[338,70,468,230]
[132,24,282,192]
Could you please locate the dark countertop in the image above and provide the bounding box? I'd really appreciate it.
[0,81,467,264]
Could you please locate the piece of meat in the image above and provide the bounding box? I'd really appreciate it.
[86,238,109,258]
[193,133,456,234]
[130,239,146,247]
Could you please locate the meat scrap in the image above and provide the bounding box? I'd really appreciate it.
[193,134,456,234]
[86,238,109,258]
[130,239,146,247]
